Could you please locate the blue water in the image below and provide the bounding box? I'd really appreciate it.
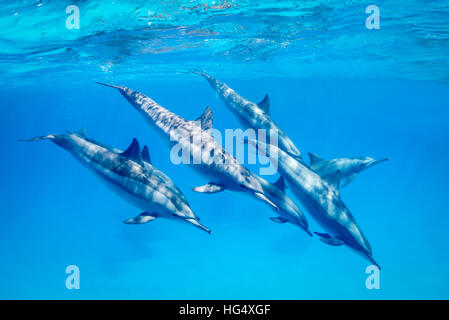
[1,1,449,299]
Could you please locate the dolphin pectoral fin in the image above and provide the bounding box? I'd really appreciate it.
[314,232,345,246]
[341,173,356,188]
[319,237,344,246]
[314,231,331,238]
[254,192,279,211]
[192,183,224,193]
[269,216,288,223]
[123,212,157,224]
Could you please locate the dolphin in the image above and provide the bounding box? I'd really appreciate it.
[193,71,305,164]
[308,153,389,188]
[96,82,281,212]
[20,130,211,234]
[256,175,312,236]
[246,138,380,268]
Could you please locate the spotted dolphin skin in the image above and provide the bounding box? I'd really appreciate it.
[96,82,281,212]
[193,71,304,163]
[247,139,380,268]
[20,131,211,234]
[308,153,389,188]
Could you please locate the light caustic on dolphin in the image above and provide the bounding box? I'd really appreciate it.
[192,71,306,164]
[308,153,388,188]
[20,130,211,234]
[246,138,380,268]
[96,83,280,210]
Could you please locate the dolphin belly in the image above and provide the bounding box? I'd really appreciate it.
[75,153,177,218]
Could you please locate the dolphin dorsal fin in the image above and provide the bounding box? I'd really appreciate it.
[326,169,342,191]
[121,138,143,165]
[308,152,325,166]
[196,107,213,131]
[273,176,285,192]
[257,94,270,114]
[67,127,86,137]
[141,145,152,164]
[76,127,87,137]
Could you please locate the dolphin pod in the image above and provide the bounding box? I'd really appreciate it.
[96,82,312,236]
[196,72,386,268]
[22,73,386,269]
[95,82,279,211]
[20,130,211,234]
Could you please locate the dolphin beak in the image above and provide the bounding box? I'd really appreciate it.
[95,82,123,90]
[185,218,212,234]
[367,158,389,168]
[376,158,389,164]
[366,255,381,270]
[254,192,279,211]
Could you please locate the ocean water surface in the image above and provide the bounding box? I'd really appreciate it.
[0,1,448,299]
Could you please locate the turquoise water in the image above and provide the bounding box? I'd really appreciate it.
[1,1,449,299]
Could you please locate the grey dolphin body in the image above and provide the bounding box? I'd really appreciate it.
[21,131,211,233]
[308,153,389,188]
[194,71,304,163]
[256,175,312,236]
[248,139,379,268]
[97,82,281,212]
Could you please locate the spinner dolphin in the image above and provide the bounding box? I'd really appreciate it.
[20,130,211,233]
[96,82,280,212]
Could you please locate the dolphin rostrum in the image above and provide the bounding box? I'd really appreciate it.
[20,130,211,233]
[96,82,282,212]
[247,138,380,268]
[308,153,388,188]
[193,71,305,163]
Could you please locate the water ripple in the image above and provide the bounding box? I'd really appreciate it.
[1,0,448,85]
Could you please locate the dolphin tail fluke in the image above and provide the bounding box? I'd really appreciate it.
[185,218,212,234]
[19,134,55,142]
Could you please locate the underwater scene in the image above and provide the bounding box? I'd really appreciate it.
[1,1,449,299]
